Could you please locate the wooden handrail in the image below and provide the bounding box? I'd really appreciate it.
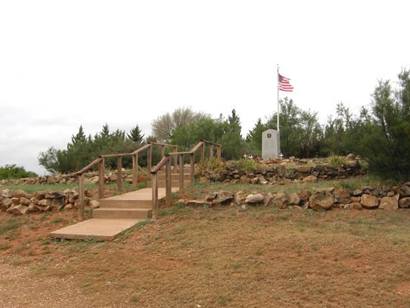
[201,139,221,147]
[64,158,102,178]
[150,156,170,174]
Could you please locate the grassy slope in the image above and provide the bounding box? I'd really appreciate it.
[1,205,410,307]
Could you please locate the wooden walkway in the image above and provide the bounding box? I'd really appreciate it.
[50,187,178,241]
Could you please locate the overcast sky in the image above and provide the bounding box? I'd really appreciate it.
[1,0,409,174]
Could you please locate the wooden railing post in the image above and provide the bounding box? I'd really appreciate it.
[148,145,153,171]
[98,158,105,199]
[132,154,138,186]
[117,157,123,192]
[79,174,85,220]
[201,143,205,163]
[190,153,195,185]
[152,172,159,220]
[209,145,214,158]
[179,154,184,192]
[165,157,171,207]
[173,146,178,170]
[216,145,222,160]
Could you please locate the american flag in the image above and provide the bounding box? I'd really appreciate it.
[278,73,294,92]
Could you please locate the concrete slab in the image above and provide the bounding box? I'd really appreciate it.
[49,218,142,241]
[102,187,178,202]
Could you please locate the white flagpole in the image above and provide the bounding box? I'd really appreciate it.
[276,64,280,133]
[276,64,281,156]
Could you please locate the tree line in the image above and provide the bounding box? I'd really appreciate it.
[38,69,410,179]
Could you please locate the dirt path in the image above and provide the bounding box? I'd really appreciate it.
[0,261,93,308]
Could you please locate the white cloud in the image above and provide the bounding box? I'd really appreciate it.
[0,0,409,173]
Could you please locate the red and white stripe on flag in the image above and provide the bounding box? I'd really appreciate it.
[278,73,294,92]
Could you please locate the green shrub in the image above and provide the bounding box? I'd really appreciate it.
[233,159,259,173]
[0,164,37,180]
[328,156,348,168]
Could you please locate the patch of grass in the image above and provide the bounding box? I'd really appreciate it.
[328,155,348,168]
[159,203,192,217]
[50,217,68,224]
[0,217,26,236]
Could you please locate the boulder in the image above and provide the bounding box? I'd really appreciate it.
[352,189,363,197]
[234,191,246,205]
[303,175,317,182]
[309,191,334,210]
[349,202,362,210]
[1,198,12,210]
[38,199,51,207]
[360,194,379,209]
[7,204,28,215]
[399,183,410,197]
[273,192,289,209]
[288,192,301,205]
[12,189,29,198]
[212,191,234,205]
[26,204,40,214]
[89,200,100,209]
[334,188,351,204]
[346,153,356,160]
[298,191,311,205]
[11,197,20,205]
[399,197,410,208]
[245,193,265,204]
[263,193,274,207]
[205,192,218,202]
[20,197,31,206]
[379,195,399,210]
[185,199,211,207]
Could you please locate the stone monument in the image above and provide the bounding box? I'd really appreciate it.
[262,129,279,160]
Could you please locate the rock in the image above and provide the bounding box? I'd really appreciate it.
[298,191,311,205]
[26,204,39,214]
[12,189,29,198]
[1,198,12,209]
[379,195,399,210]
[334,188,351,204]
[295,166,312,174]
[20,197,31,206]
[309,191,334,210]
[351,196,361,202]
[250,177,259,184]
[65,203,74,210]
[273,192,289,209]
[89,176,99,184]
[399,197,410,208]
[349,202,362,210]
[89,200,100,209]
[288,192,301,205]
[258,176,268,185]
[11,197,20,205]
[212,191,234,205]
[239,175,250,184]
[303,175,317,182]
[205,192,218,202]
[7,204,28,215]
[346,153,356,160]
[399,183,410,197]
[234,191,246,205]
[352,189,363,197]
[360,194,379,209]
[245,193,265,204]
[38,199,51,207]
[1,189,11,198]
[264,193,274,207]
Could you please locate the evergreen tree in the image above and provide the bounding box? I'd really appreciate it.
[128,125,144,144]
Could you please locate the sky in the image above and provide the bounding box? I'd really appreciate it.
[1,0,409,174]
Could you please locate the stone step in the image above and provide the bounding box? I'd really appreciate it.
[49,218,142,241]
[93,208,152,219]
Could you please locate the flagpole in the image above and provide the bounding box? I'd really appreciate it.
[276,64,280,133]
[276,64,281,156]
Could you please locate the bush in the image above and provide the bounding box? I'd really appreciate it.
[0,165,37,179]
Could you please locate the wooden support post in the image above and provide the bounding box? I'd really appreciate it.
[98,158,105,199]
[216,145,222,160]
[152,172,159,220]
[117,157,123,192]
[201,143,205,163]
[132,154,138,187]
[148,145,153,171]
[190,153,195,185]
[173,147,178,170]
[209,145,214,158]
[79,174,85,220]
[179,154,184,192]
[165,158,172,207]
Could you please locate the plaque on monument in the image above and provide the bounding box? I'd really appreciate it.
[262,129,279,160]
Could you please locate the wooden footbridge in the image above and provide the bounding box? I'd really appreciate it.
[50,140,221,240]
